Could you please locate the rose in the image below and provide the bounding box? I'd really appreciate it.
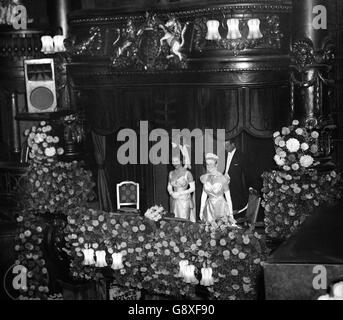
[274,155,285,167]
[311,131,319,139]
[295,128,304,135]
[300,155,314,168]
[301,143,309,151]
[282,127,291,135]
[279,140,286,148]
[291,163,300,171]
[273,131,280,138]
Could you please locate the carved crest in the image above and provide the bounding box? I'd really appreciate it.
[111,13,188,71]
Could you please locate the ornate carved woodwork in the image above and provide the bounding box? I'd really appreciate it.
[66,1,291,69]
[290,38,335,127]
[290,0,337,164]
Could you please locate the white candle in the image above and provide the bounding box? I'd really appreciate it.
[200,267,214,286]
[82,248,95,266]
[178,260,189,277]
[111,253,124,270]
[41,35,54,53]
[95,250,107,268]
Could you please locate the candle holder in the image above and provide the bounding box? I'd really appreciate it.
[200,267,214,286]
[247,18,263,40]
[178,260,189,278]
[183,265,199,284]
[41,35,54,54]
[95,250,108,268]
[82,247,95,266]
[206,20,221,40]
[111,253,124,270]
[226,18,241,40]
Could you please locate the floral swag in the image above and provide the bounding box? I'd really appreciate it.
[65,208,267,300]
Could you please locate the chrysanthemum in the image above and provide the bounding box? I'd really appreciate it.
[286,138,300,153]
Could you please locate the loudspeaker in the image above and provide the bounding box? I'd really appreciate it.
[24,58,57,113]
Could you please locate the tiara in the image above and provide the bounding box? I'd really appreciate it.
[205,153,219,161]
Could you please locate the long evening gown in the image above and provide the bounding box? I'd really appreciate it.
[169,170,196,222]
[200,173,233,224]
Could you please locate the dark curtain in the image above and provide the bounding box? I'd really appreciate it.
[92,132,113,212]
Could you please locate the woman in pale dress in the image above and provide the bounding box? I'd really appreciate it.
[199,153,237,226]
[167,156,196,222]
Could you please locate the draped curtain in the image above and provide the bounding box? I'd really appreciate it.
[92,132,113,212]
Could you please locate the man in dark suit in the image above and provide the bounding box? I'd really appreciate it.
[224,138,248,212]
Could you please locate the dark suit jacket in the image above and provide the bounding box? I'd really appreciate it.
[226,150,248,210]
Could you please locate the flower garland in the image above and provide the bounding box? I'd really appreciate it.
[262,120,342,241]
[65,207,267,300]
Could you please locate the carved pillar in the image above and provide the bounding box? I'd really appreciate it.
[291,0,336,161]
[291,0,334,127]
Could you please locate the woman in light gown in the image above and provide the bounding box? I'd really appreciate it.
[167,156,196,222]
[199,153,237,226]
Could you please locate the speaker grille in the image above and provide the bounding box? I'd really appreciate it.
[30,87,54,111]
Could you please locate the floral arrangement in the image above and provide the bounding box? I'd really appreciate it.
[273,120,319,173]
[144,205,167,222]
[65,207,267,300]
[18,160,96,214]
[262,120,342,241]
[24,121,64,163]
[262,169,342,240]
[15,121,96,300]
